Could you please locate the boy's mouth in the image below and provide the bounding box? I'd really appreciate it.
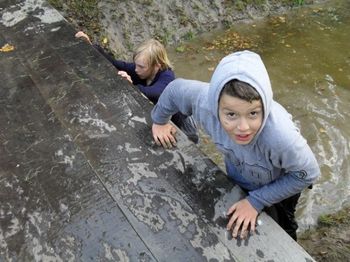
[235,134,251,142]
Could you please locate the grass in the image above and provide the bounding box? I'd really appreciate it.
[298,206,350,262]
[318,208,350,227]
[48,0,100,31]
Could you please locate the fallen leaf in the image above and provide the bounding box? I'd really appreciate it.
[0,43,15,52]
[278,16,286,23]
[204,56,211,61]
[175,45,185,53]
[204,45,215,50]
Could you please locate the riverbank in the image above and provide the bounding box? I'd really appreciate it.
[298,206,350,261]
[48,0,327,59]
[47,0,349,261]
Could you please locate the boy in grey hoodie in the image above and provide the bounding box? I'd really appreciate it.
[151,50,320,240]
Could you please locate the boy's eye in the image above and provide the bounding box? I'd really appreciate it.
[250,110,261,118]
[226,112,237,118]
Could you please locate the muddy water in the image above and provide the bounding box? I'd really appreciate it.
[167,0,350,231]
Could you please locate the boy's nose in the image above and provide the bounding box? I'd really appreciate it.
[237,118,249,131]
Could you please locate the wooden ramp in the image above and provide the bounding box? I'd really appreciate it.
[0,1,315,261]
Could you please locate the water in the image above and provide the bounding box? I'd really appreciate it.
[167,0,350,231]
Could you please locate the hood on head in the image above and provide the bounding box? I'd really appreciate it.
[208,50,273,142]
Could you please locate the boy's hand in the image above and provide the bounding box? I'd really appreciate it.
[226,199,258,239]
[152,123,177,148]
[75,31,92,44]
[118,71,133,84]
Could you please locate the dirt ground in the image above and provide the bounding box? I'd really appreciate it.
[297,206,350,261]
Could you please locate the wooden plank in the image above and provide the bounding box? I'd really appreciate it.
[0,54,156,261]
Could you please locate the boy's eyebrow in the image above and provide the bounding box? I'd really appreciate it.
[251,105,263,110]
[221,105,262,111]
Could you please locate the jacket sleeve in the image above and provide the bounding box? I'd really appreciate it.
[137,70,174,102]
[151,78,206,124]
[247,134,320,212]
[92,44,137,77]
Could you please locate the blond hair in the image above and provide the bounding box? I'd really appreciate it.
[133,39,173,70]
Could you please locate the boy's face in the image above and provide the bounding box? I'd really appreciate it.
[218,94,263,145]
[134,53,160,82]
[134,53,153,80]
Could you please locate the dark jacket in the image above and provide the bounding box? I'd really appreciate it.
[111,60,175,105]
[93,44,174,104]
[94,44,198,143]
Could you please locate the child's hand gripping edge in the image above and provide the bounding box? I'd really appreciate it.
[226,198,258,239]
[152,123,177,149]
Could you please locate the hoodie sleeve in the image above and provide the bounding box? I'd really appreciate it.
[247,132,320,212]
[151,78,207,124]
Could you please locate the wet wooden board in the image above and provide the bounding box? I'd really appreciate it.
[0,1,315,261]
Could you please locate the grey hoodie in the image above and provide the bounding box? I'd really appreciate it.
[151,50,320,212]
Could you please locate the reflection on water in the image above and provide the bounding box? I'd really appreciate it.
[168,0,350,231]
